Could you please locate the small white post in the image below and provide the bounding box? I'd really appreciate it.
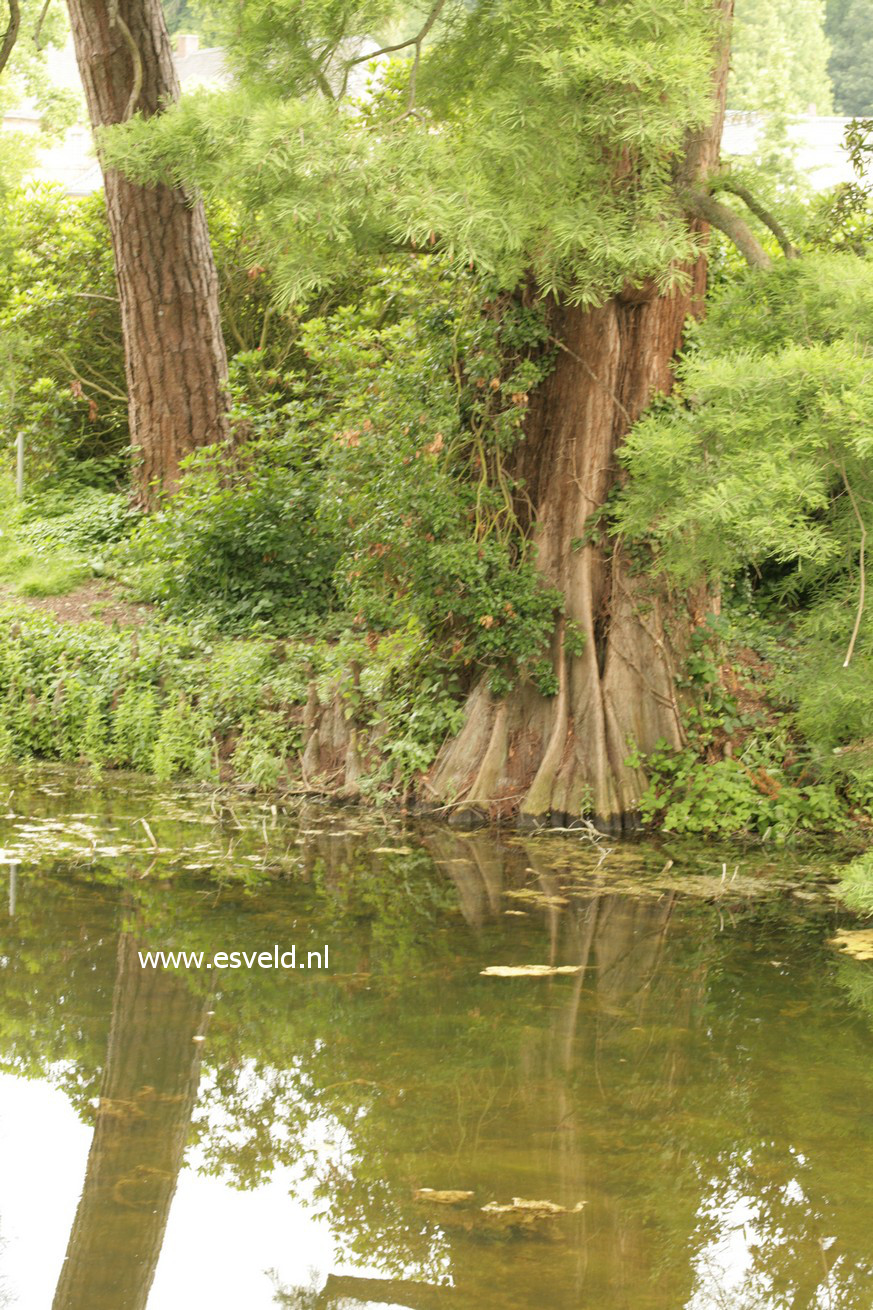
[15,433,24,498]
[8,862,17,917]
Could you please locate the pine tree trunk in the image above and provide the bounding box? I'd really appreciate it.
[426,9,732,833]
[65,0,229,501]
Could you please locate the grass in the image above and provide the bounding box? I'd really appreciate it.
[0,473,125,600]
[13,555,93,596]
[0,530,94,599]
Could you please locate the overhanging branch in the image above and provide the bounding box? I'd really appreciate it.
[685,189,773,271]
[0,0,21,76]
[712,178,799,259]
[338,0,447,99]
[345,0,447,71]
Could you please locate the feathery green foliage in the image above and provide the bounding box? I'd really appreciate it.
[618,252,873,802]
[105,0,718,305]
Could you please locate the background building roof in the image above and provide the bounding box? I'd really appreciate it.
[1,34,227,195]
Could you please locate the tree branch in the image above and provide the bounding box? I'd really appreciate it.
[712,178,799,259]
[345,0,447,71]
[33,0,52,50]
[117,12,143,119]
[107,1,143,120]
[684,190,773,270]
[68,290,120,302]
[53,349,127,402]
[258,304,274,352]
[0,0,21,77]
[223,300,248,352]
[839,464,867,668]
[307,44,336,100]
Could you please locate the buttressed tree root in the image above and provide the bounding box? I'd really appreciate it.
[422,298,694,835]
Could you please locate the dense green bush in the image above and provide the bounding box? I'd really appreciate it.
[17,485,140,556]
[0,606,472,795]
[121,425,338,632]
[123,258,559,685]
[638,746,848,841]
[0,188,126,481]
[617,253,873,807]
[627,619,850,841]
[0,477,138,599]
[308,262,559,685]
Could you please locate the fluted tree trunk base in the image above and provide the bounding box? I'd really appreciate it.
[425,288,708,833]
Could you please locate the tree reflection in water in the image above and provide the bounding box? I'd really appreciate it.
[52,929,210,1310]
[0,812,871,1310]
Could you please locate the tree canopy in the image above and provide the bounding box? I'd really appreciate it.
[827,0,873,116]
[729,0,833,116]
[106,0,720,305]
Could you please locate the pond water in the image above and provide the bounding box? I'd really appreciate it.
[0,769,871,1310]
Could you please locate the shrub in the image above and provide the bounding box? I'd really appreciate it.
[123,257,559,688]
[122,432,338,632]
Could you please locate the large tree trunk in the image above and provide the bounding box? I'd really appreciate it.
[65,0,229,501]
[426,10,732,834]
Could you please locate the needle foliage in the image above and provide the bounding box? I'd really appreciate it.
[104,0,718,305]
[616,251,873,805]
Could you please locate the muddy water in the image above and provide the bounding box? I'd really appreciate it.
[0,768,871,1310]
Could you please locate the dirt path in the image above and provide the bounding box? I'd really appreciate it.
[0,580,154,628]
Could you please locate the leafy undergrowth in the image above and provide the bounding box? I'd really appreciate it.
[0,605,465,796]
[633,616,865,844]
[0,490,866,840]
[0,606,309,786]
[0,480,137,600]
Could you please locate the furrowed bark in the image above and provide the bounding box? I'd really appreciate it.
[65,0,229,503]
